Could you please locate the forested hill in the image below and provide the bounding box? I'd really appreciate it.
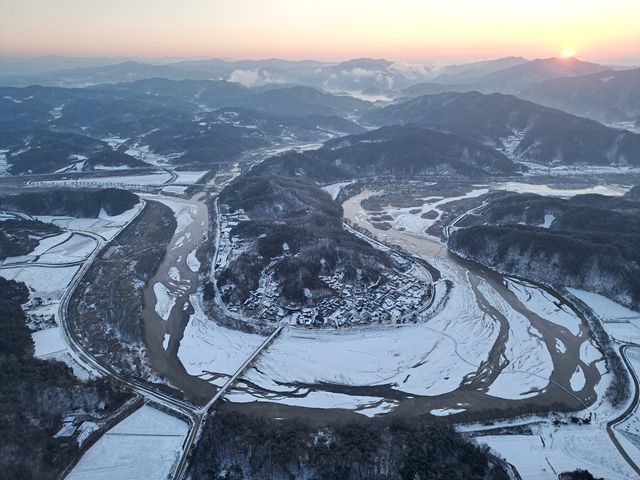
[363,91,640,167]
[448,191,640,310]
[0,277,129,479]
[251,124,518,182]
[188,411,515,480]
[0,188,138,217]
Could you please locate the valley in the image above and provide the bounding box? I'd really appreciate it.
[1,51,640,480]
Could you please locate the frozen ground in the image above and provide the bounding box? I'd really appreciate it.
[32,326,67,358]
[495,182,629,197]
[321,180,355,200]
[479,424,637,479]
[568,289,640,344]
[67,405,188,480]
[178,294,266,379]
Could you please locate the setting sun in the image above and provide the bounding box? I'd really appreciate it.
[562,47,576,58]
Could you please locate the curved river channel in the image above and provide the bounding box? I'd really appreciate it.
[138,153,605,416]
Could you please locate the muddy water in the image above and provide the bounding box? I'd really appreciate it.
[341,189,602,412]
[141,193,215,403]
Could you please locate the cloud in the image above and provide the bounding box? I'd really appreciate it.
[228,68,285,87]
[389,62,431,79]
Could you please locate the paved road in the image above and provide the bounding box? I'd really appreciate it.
[606,344,640,476]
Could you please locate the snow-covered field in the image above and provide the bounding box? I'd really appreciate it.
[36,202,144,242]
[28,172,172,189]
[173,170,208,184]
[480,422,637,479]
[32,326,67,358]
[495,182,629,197]
[1,265,80,299]
[321,181,355,200]
[568,289,640,344]
[178,294,266,379]
[67,405,188,480]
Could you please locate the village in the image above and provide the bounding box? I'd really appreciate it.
[215,208,434,328]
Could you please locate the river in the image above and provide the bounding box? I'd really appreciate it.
[341,189,602,414]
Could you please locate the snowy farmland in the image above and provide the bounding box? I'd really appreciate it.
[568,288,640,344]
[479,427,637,480]
[35,201,144,242]
[66,405,188,480]
[495,181,629,197]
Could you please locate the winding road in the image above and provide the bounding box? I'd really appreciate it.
[606,344,640,476]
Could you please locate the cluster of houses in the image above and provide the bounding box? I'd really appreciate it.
[236,267,432,328]
[214,208,252,271]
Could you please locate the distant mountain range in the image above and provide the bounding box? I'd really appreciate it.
[3,56,638,126]
[0,81,370,173]
[363,91,640,167]
[519,68,640,125]
[465,57,611,94]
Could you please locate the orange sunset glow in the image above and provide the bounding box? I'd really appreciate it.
[1,0,639,62]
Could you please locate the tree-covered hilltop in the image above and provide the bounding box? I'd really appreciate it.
[0,188,139,218]
[217,174,394,306]
[363,91,640,167]
[253,124,517,181]
[188,411,514,480]
[0,219,61,260]
[0,277,129,480]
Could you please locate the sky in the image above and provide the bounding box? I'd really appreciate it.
[1,0,639,63]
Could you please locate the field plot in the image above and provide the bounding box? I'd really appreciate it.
[495,182,629,197]
[35,201,143,241]
[568,288,640,344]
[67,405,188,480]
[480,424,637,480]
